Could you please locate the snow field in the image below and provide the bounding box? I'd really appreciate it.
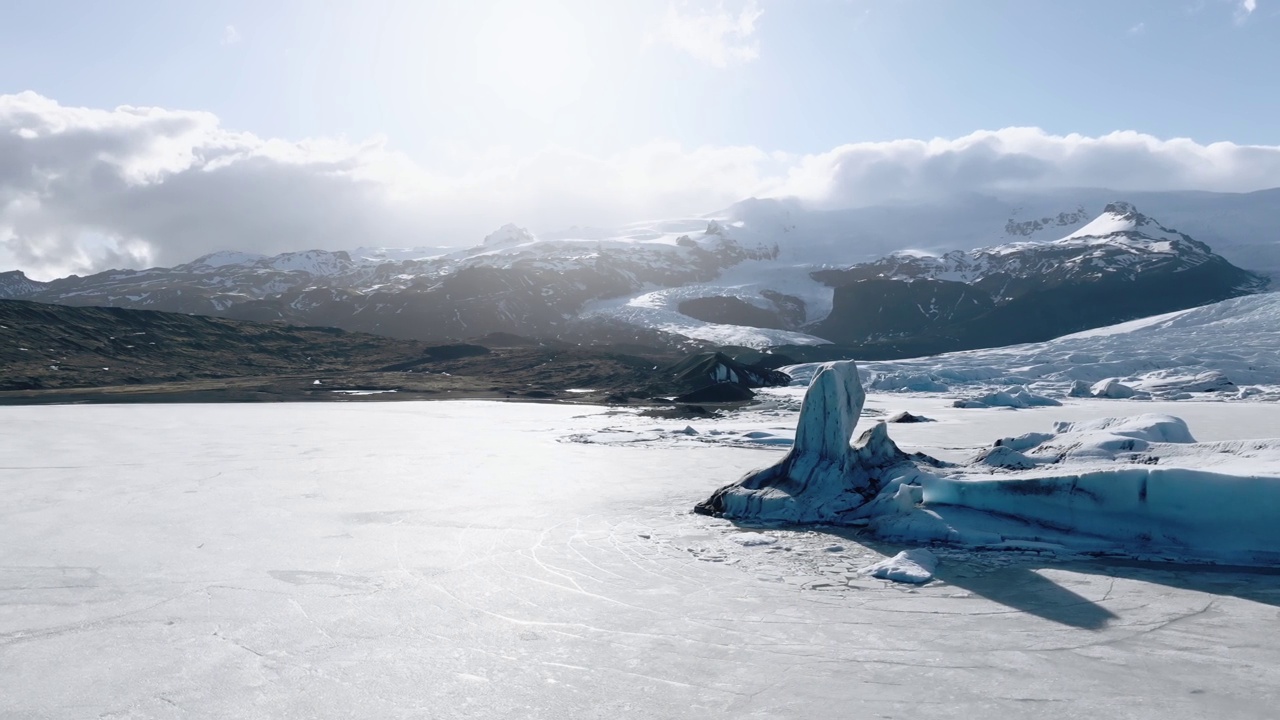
[4,401,1280,718]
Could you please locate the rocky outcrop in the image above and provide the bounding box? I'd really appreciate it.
[666,352,790,390]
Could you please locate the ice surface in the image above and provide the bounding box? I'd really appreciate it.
[4,401,1280,718]
[580,259,837,349]
[788,292,1280,402]
[583,283,831,349]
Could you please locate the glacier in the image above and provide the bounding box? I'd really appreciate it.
[804,291,1280,401]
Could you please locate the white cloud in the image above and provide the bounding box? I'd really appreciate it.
[1235,0,1258,21]
[3,92,1280,279]
[1127,21,1146,34]
[0,93,777,279]
[774,128,1280,209]
[222,24,242,45]
[658,1,763,68]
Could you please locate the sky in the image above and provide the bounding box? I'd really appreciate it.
[2,0,1279,278]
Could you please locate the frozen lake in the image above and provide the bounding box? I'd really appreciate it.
[4,400,1280,718]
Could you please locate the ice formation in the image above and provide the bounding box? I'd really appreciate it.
[952,385,1062,409]
[694,361,916,523]
[697,358,1280,566]
[1090,378,1141,399]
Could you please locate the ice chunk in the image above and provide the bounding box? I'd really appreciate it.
[695,360,918,523]
[867,372,950,393]
[974,445,1037,470]
[1091,378,1138,399]
[1052,414,1195,444]
[953,385,1061,409]
[859,549,938,584]
[992,432,1054,452]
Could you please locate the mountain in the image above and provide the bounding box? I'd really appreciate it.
[0,219,780,347]
[0,196,1271,356]
[805,202,1268,353]
[0,270,44,297]
[713,188,1280,278]
[813,201,1237,291]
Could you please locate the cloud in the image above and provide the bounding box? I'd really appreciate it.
[3,92,1280,279]
[1127,21,1146,34]
[657,1,763,68]
[0,92,778,279]
[222,24,241,45]
[775,128,1280,209]
[1236,0,1258,21]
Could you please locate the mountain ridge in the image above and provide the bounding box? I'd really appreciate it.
[1,198,1269,356]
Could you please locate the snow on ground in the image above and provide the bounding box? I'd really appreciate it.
[787,292,1280,402]
[5,400,1280,717]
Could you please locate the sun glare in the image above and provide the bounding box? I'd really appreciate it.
[472,2,589,118]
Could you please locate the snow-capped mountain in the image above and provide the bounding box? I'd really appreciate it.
[176,249,357,278]
[787,202,1269,355]
[687,189,1280,297]
[0,270,45,298]
[0,199,1269,354]
[821,202,1228,294]
[0,220,780,345]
